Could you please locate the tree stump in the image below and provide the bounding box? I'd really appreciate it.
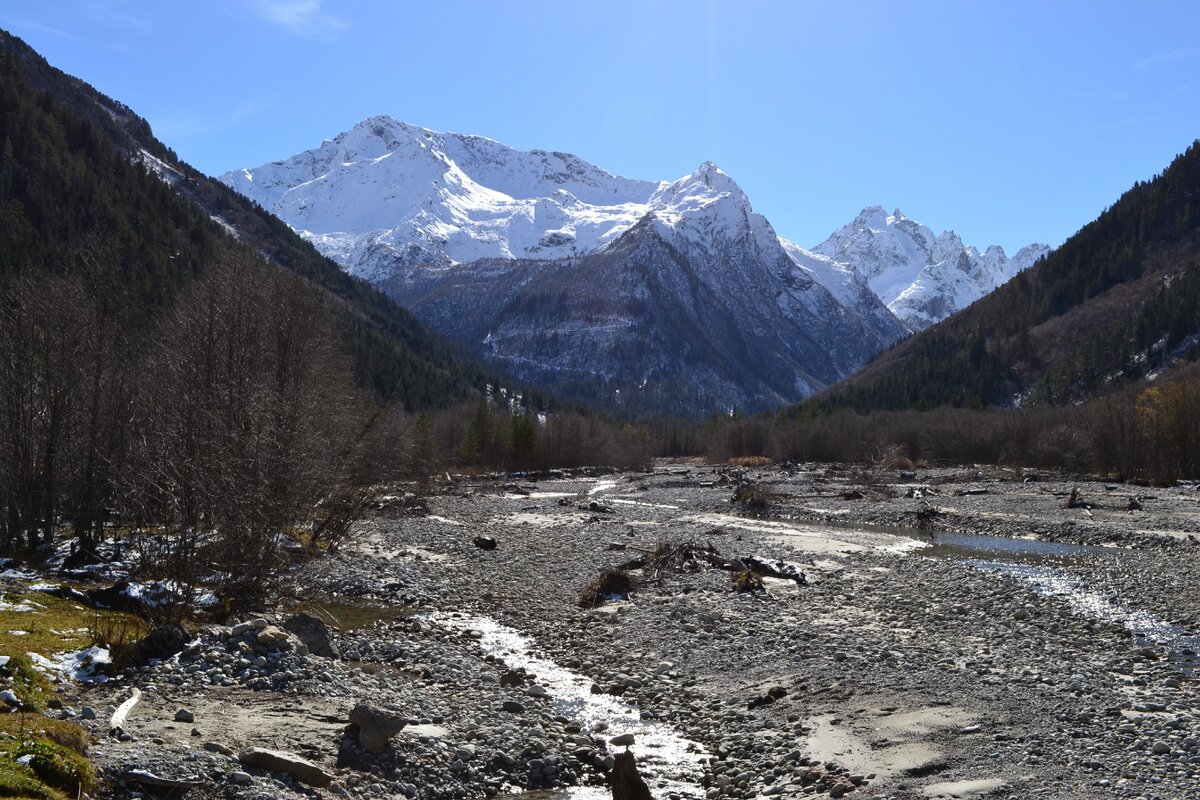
[612,750,653,800]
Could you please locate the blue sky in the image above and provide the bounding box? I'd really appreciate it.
[3,0,1199,251]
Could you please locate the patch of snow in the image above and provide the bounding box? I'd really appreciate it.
[0,595,40,612]
[0,558,38,581]
[122,580,220,609]
[209,214,240,239]
[136,149,183,187]
[27,645,111,684]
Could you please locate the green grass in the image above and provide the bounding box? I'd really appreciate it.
[0,592,92,658]
[0,656,51,712]
[0,714,93,799]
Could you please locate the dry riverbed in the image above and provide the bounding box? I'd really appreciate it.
[14,462,1200,800]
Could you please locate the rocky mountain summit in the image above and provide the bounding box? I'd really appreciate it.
[223,118,1046,412]
[813,206,1051,330]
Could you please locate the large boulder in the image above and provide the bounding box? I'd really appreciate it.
[128,624,191,666]
[238,747,333,787]
[349,703,406,753]
[281,612,339,658]
[251,625,307,655]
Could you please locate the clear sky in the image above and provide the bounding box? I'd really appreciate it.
[3,1,1199,251]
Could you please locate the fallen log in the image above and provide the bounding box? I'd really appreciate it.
[239,746,334,787]
[121,769,202,791]
[109,687,141,734]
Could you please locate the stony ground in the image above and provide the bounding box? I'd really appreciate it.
[43,463,1200,800]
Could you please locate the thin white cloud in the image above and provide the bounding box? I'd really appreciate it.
[1,17,81,40]
[152,100,267,142]
[78,0,153,33]
[253,0,349,40]
[1135,48,1199,70]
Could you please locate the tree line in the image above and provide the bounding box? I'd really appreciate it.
[695,370,1200,484]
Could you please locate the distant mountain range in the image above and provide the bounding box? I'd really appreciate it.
[809,140,1200,412]
[812,207,1050,330]
[223,117,1048,413]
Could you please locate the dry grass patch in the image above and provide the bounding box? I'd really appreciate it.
[727,456,772,467]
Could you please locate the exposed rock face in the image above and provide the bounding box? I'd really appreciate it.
[812,206,1050,331]
[349,703,406,753]
[282,612,339,659]
[392,215,904,415]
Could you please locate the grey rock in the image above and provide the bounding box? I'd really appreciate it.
[239,747,333,788]
[609,733,636,748]
[282,611,340,659]
[129,624,191,666]
[349,702,406,753]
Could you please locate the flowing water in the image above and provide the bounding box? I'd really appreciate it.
[434,612,709,800]
[903,530,1200,670]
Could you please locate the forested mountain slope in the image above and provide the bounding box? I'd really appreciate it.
[811,140,1200,412]
[0,29,487,408]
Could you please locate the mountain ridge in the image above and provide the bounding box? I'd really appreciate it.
[221,116,1049,336]
[221,115,1059,414]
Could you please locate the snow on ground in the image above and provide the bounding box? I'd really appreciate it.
[27,645,111,684]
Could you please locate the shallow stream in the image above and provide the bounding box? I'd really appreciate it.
[901,529,1200,671]
[435,612,708,800]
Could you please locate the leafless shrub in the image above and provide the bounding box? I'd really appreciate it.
[731,569,764,594]
[577,569,634,608]
[118,253,365,608]
[731,483,770,512]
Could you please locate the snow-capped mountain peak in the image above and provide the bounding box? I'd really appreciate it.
[222,118,670,279]
[813,206,1050,330]
[219,117,1047,410]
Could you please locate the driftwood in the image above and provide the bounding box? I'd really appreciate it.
[611,750,653,800]
[109,687,141,733]
[739,556,806,585]
[1064,488,1093,510]
[121,769,202,792]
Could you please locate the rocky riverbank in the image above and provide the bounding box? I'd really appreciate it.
[24,462,1200,799]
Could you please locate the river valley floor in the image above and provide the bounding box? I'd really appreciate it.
[42,463,1200,799]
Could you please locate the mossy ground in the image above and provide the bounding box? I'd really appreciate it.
[0,656,50,712]
[0,585,140,797]
[0,714,93,799]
